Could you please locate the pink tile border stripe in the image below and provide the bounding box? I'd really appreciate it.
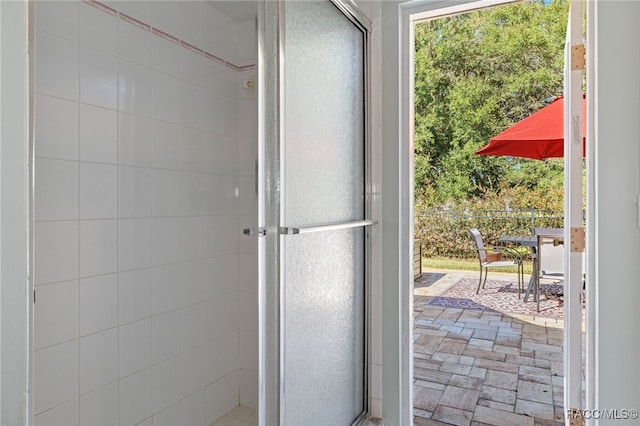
[81,0,256,72]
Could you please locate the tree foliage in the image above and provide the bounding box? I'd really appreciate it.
[414,0,569,210]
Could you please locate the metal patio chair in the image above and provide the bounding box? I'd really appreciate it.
[532,227,565,311]
[469,228,523,295]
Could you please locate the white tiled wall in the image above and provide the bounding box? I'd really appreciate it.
[33,1,257,425]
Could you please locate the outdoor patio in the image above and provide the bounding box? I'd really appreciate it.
[413,270,569,426]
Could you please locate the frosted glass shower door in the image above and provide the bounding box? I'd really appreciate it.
[258,1,371,425]
[280,1,369,425]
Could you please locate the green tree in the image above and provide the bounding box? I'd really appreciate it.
[414,0,568,207]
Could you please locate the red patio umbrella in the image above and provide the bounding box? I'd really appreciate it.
[475,96,586,160]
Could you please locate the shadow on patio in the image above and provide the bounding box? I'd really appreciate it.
[413,270,567,426]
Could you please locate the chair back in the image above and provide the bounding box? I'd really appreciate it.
[534,227,564,276]
[469,228,488,263]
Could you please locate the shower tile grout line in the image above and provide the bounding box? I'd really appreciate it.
[81,0,256,72]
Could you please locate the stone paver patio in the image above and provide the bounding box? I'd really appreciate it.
[414,270,568,426]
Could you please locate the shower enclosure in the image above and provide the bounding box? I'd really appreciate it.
[32,1,258,424]
[31,1,375,425]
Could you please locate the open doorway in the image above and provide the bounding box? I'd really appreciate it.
[407,1,586,424]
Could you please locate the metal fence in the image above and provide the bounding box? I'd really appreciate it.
[414,208,564,259]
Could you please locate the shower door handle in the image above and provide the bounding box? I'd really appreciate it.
[279,220,377,235]
[243,227,267,236]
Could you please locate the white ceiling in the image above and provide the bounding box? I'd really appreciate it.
[205,1,257,22]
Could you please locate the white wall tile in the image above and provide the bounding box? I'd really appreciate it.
[79,104,118,164]
[119,268,152,325]
[79,2,118,55]
[34,397,79,426]
[203,340,224,385]
[119,218,152,271]
[224,176,239,215]
[223,332,239,377]
[237,19,257,63]
[151,170,181,218]
[224,371,240,411]
[119,113,152,167]
[180,304,205,351]
[205,296,233,342]
[34,280,79,351]
[79,328,118,394]
[204,379,226,425]
[237,137,256,177]
[119,319,152,378]
[211,62,238,100]
[79,46,118,109]
[153,402,181,426]
[180,259,206,307]
[119,166,152,218]
[79,382,118,426]
[202,175,226,216]
[119,369,152,426]
[221,96,239,137]
[226,136,239,176]
[152,71,181,122]
[34,94,79,161]
[206,255,237,299]
[119,60,153,116]
[239,369,257,410]
[179,81,202,129]
[218,216,239,256]
[201,132,227,175]
[238,292,257,332]
[237,254,257,294]
[151,32,181,77]
[370,326,382,366]
[119,19,152,67]
[180,127,205,172]
[151,310,182,364]
[34,158,78,221]
[180,217,204,261]
[237,176,256,216]
[34,221,79,286]
[79,220,118,278]
[80,162,117,219]
[152,264,181,315]
[371,294,382,333]
[180,345,206,398]
[34,341,79,414]
[79,274,118,336]
[238,330,257,372]
[180,173,206,217]
[36,1,79,42]
[35,31,79,101]
[152,356,181,414]
[180,388,204,426]
[237,99,256,139]
[151,120,182,170]
[151,217,181,266]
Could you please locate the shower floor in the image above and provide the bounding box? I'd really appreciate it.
[210,406,256,426]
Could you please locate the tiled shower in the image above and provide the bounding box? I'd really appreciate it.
[32,1,258,424]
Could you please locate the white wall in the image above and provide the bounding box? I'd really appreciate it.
[31,1,257,425]
[0,1,29,425]
[592,1,640,422]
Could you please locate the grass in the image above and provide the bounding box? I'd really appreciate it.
[422,256,534,274]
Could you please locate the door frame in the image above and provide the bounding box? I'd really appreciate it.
[386,0,595,424]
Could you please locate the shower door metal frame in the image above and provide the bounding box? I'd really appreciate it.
[257,1,372,424]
